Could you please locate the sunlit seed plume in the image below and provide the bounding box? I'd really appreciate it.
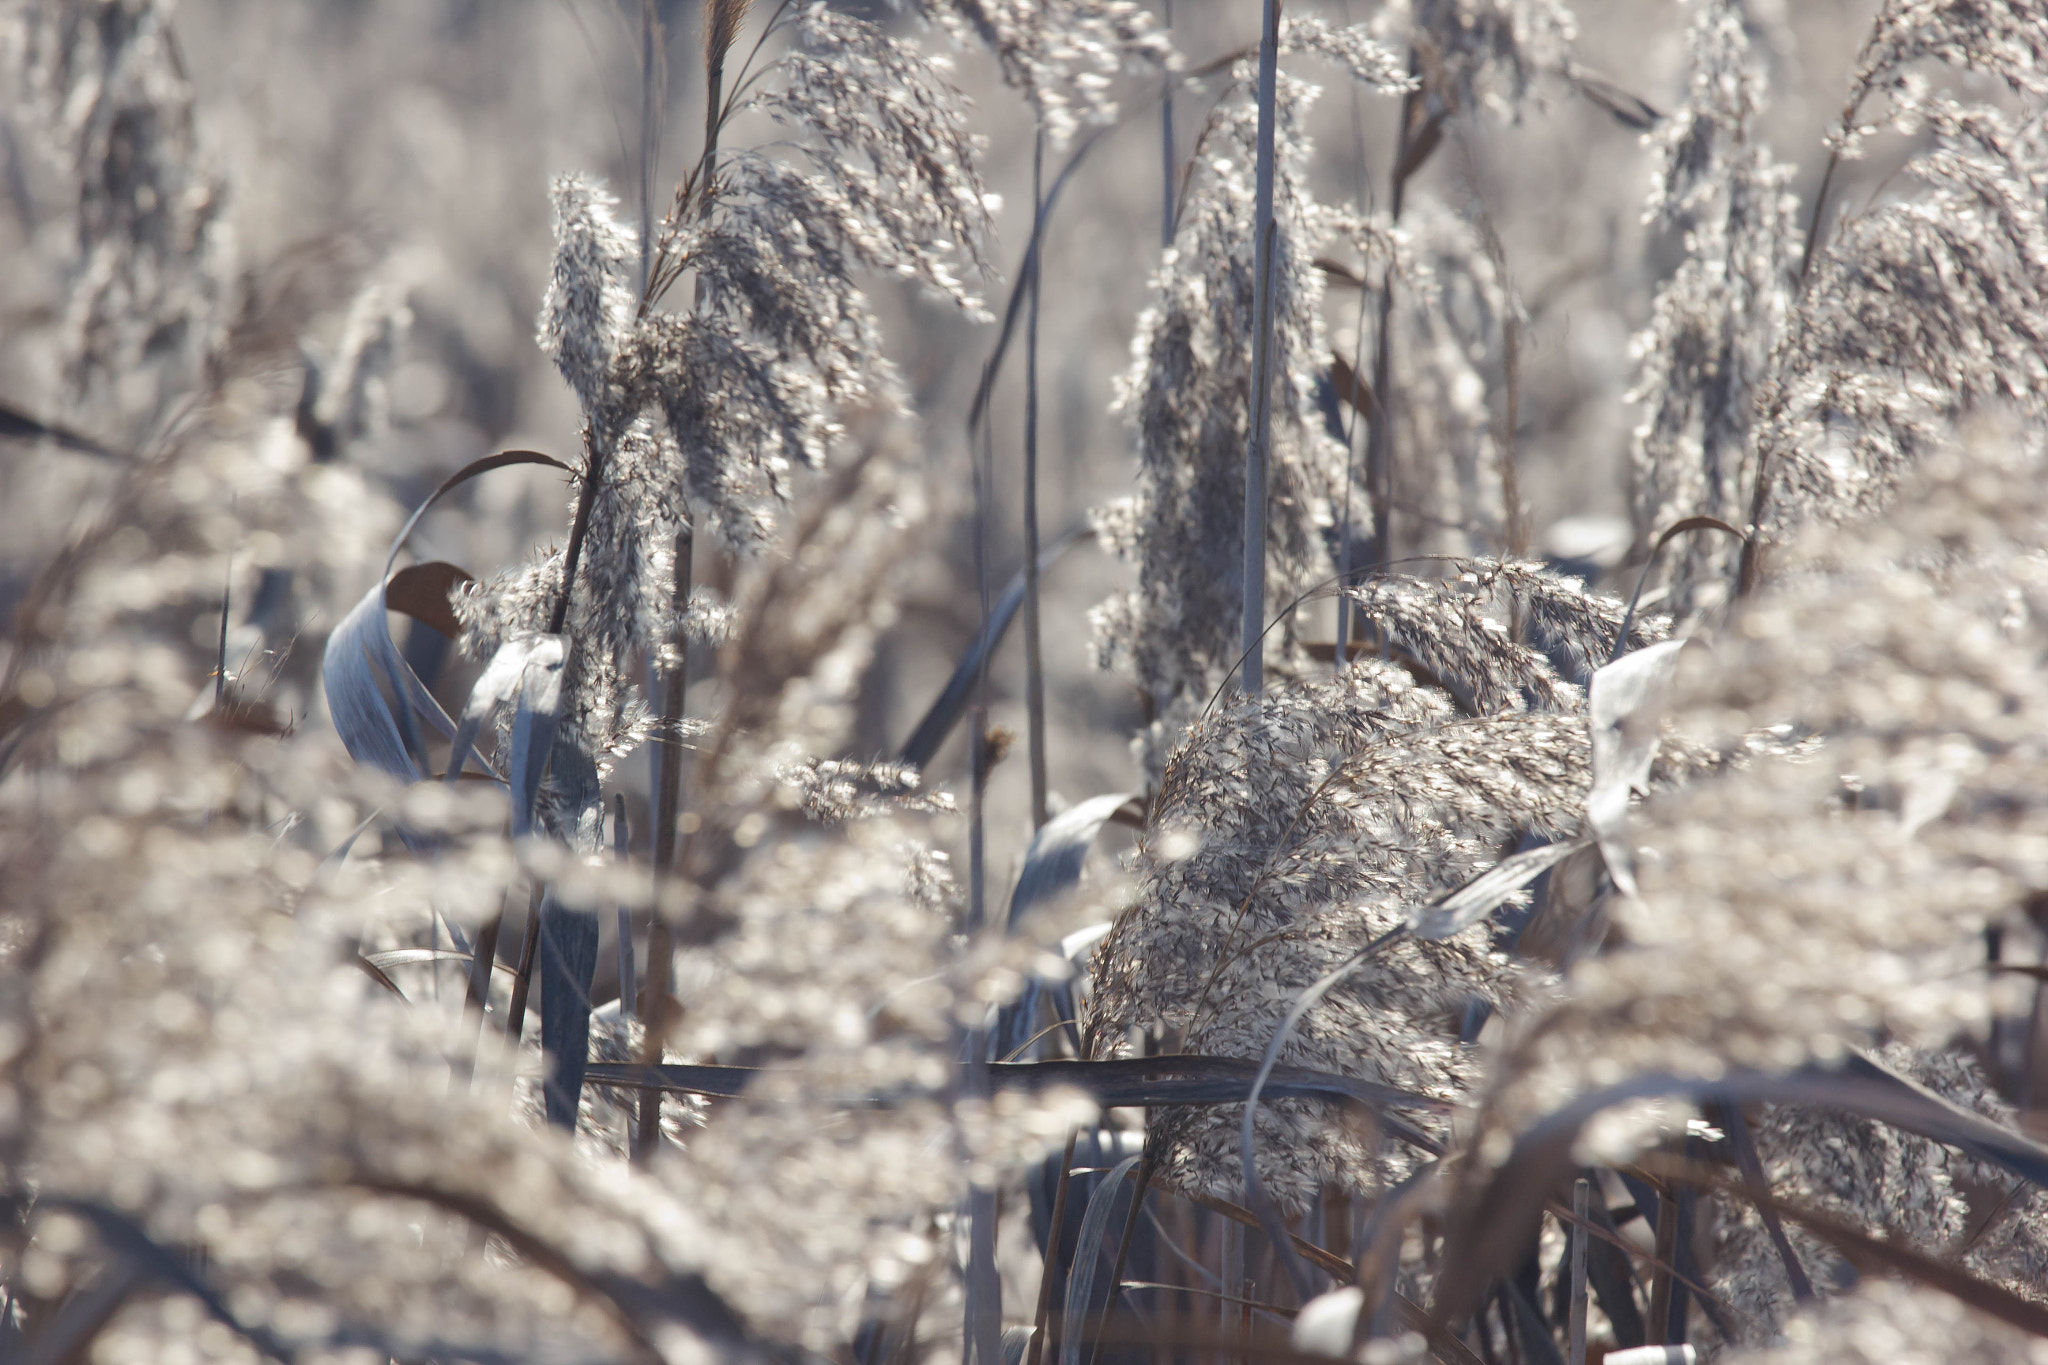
[925,0,1175,148]
[20,0,230,430]
[536,173,637,417]
[1095,67,1356,776]
[1084,661,1590,1208]
[1484,430,2048,1146]
[1390,0,1578,120]
[1629,0,1797,622]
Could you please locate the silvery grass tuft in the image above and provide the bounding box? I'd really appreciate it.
[1629,0,1796,622]
[459,4,998,783]
[1092,22,1411,774]
[17,0,229,430]
[925,0,1174,148]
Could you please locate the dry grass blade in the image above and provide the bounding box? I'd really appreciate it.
[1714,1098,1815,1304]
[0,401,122,460]
[581,1055,1451,1122]
[20,1259,144,1365]
[1027,1131,1082,1365]
[1410,838,1590,941]
[35,1198,297,1364]
[898,531,1082,769]
[1569,68,1661,130]
[346,1178,744,1357]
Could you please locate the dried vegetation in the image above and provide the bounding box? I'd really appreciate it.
[4,0,2048,1362]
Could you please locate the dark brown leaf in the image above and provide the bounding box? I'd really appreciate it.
[384,561,473,640]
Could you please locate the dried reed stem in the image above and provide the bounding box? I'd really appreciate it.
[1239,0,1282,696]
[1024,125,1049,829]
[1160,0,1176,249]
[1569,1177,1589,1365]
[1365,58,1425,571]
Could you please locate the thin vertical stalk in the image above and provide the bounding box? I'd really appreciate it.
[503,886,544,1046]
[964,401,1001,1365]
[1023,125,1049,830]
[1239,0,1282,697]
[1646,1182,1677,1346]
[1027,1132,1082,1365]
[636,0,738,1164]
[1364,63,1424,573]
[635,0,663,301]
[613,794,634,1021]
[1160,0,1176,248]
[1220,1215,1242,1360]
[455,888,510,1088]
[1567,1178,1589,1365]
[1335,2,1372,670]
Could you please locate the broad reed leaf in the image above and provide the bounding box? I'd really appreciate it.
[1061,1154,1141,1365]
[1007,793,1138,931]
[323,451,569,782]
[506,640,567,841]
[995,793,1136,1059]
[1329,351,1375,418]
[584,1055,1448,1123]
[1586,639,1688,897]
[383,560,473,639]
[322,583,431,781]
[445,633,563,787]
[538,884,599,1130]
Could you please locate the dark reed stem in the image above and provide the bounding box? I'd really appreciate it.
[1365,58,1426,575]
[964,367,1000,1365]
[1160,0,1176,249]
[503,885,544,1047]
[634,522,691,1163]
[1647,1181,1677,1346]
[549,419,604,638]
[613,803,633,1022]
[1023,124,1049,830]
[1027,1131,1082,1365]
[1567,1177,1588,1365]
[1239,0,1282,697]
[636,0,734,1160]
